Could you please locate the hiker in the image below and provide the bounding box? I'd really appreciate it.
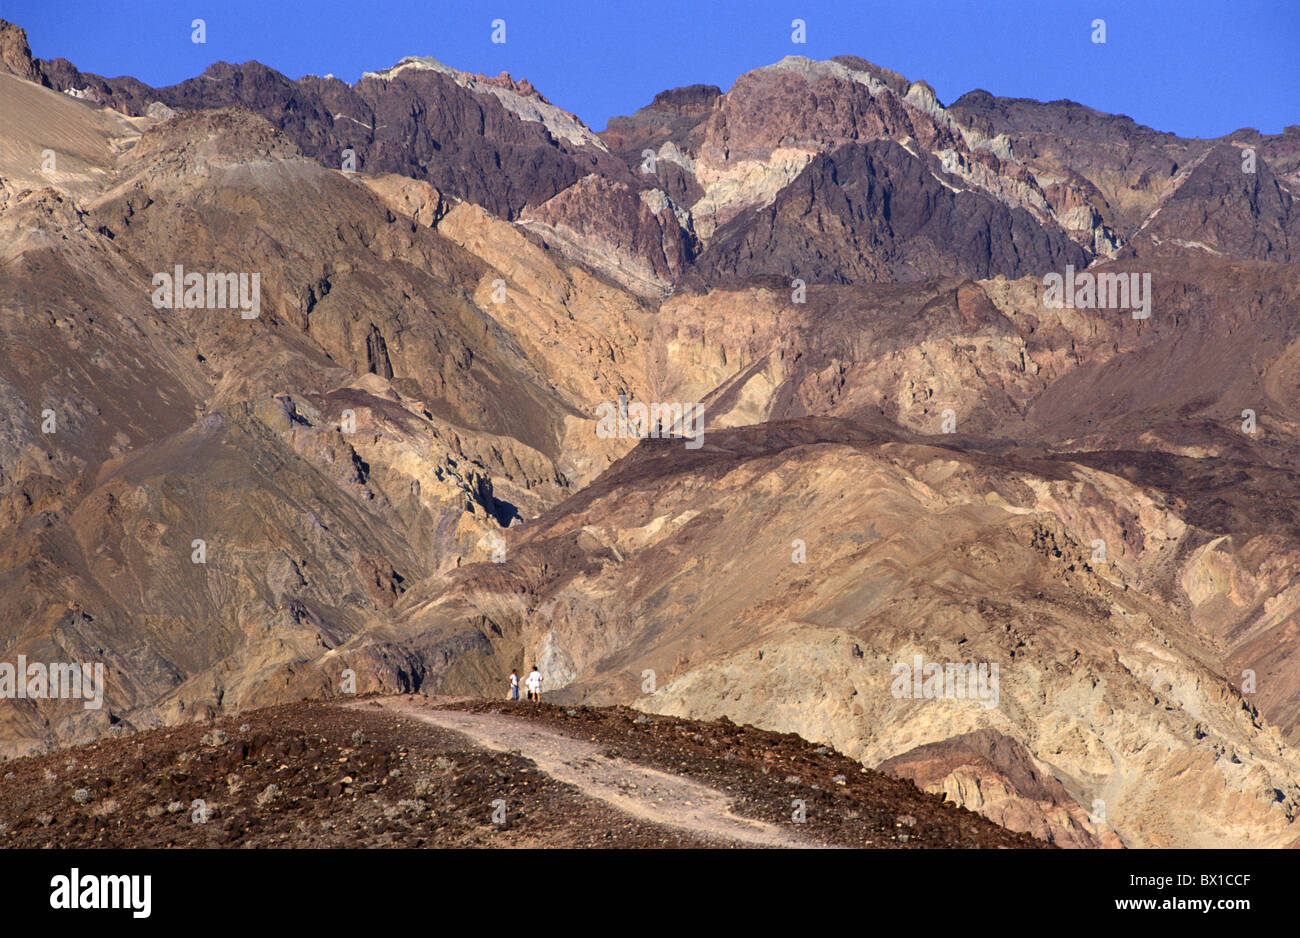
[526,665,542,703]
[508,669,519,701]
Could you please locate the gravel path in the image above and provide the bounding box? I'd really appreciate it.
[369,696,813,848]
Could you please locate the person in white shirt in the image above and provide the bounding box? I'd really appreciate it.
[525,666,542,703]
[509,669,519,701]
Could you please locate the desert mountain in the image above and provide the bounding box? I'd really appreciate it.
[2,18,1299,849]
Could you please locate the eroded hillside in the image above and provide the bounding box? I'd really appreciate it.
[2,17,1299,849]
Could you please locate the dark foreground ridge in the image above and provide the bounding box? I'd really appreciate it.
[0,695,1044,848]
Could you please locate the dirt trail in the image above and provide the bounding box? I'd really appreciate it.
[365,696,814,848]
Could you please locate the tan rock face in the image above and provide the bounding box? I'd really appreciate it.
[360,173,450,229]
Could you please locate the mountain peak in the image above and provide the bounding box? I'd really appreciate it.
[359,54,602,151]
[0,18,43,83]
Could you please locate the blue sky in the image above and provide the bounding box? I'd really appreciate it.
[5,0,1297,137]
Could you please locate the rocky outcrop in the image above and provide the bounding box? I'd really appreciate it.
[879,729,1121,848]
[692,140,1090,285]
[1123,143,1298,261]
[601,83,721,155]
[520,175,699,296]
[0,18,42,83]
